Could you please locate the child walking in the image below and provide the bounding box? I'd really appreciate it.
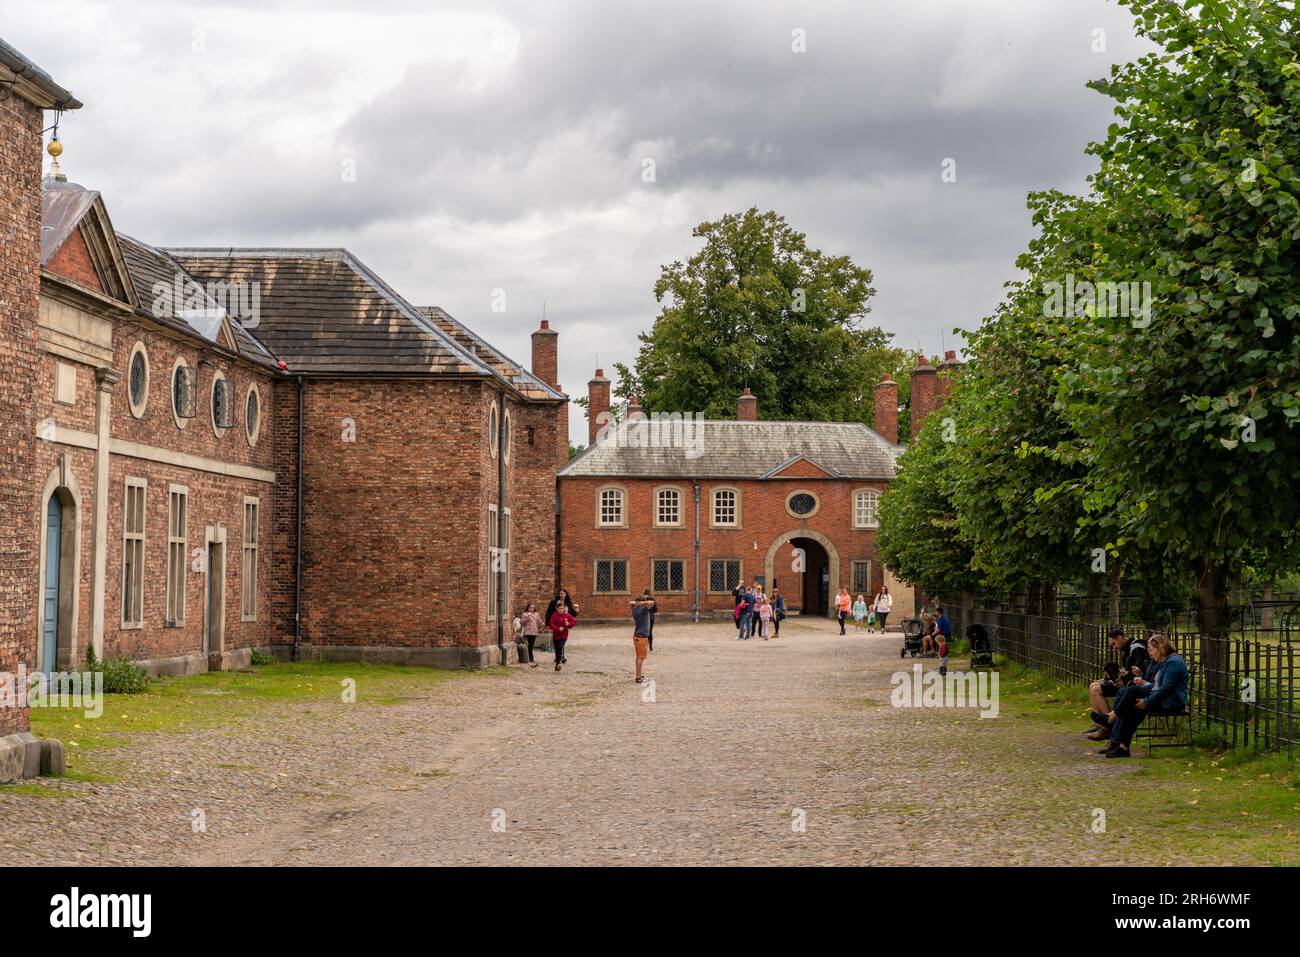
[548,603,576,672]
[519,603,544,668]
[757,596,773,640]
[852,594,868,632]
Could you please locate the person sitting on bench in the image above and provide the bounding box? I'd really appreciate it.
[1099,633,1188,759]
[1084,628,1150,740]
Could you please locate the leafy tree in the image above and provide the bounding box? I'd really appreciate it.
[627,208,897,422]
[1057,0,1300,674]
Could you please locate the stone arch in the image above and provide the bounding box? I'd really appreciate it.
[763,528,840,618]
[36,454,84,670]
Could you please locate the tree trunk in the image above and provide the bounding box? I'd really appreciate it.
[1084,573,1102,625]
[1107,557,1122,629]
[1194,558,1230,721]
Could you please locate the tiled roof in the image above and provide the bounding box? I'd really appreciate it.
[117,234,281,371]
[558,419,900,480]
[168,248,500,379]
[419,306,566,402]
[40,183,97,267]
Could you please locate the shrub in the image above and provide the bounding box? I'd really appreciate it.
[98,657,150,695]
[249,647,274,666]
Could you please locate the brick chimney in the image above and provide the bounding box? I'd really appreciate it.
[531,318,558,388]
[909,353,936,440]
[737,388,758,421]
[587,368,610,447]
[873,375,899,444]
[935,349,963,405]
[627,394,645,421]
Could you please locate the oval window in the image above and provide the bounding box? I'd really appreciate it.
[246,387,261,446]
[787,492,817,516]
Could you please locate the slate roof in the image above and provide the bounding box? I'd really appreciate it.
[40,183,98,267]
[117,235,281,371]
[558,419,901,480]
[168,249,500,380]
[419,306,566,402]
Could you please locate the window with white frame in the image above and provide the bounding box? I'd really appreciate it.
[598,487,625,527]
[594,558,628,593]
[854,489,880,528]
[652,558,686,593]
[655,487,681,526]
[712,488,738,526]
[166,485,187,626]
[487,505,511,618]
[121,478,146,627]
[241,498,259,621]
[708,559,741,593]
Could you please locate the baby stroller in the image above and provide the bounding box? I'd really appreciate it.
[967,623,995,671]
[900,618,924,658]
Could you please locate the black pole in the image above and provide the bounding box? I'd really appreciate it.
[292,375,304,662]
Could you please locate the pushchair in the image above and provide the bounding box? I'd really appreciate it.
[900,617,924,658]
[967,623,995,671]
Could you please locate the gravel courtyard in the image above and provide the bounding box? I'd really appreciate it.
[3,616,1291,866]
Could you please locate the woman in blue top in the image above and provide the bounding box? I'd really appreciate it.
[1102,633,1188,758]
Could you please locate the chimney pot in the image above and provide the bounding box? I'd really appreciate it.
[737,388,758,421]
[944,349,957,361]
[530,320,559,388]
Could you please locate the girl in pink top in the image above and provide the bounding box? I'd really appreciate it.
[519,603,544,668]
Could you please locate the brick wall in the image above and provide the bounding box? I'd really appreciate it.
[45,226,102,292]
[558,476,888,620]
[0,92,43,733]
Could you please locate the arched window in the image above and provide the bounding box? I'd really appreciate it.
[654,486,683,527]
[711,487,740,527]
[853,489,880,528]
[597,486,626,527]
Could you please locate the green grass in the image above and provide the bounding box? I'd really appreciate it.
[27,660,480,777]
[983,658,1300,864]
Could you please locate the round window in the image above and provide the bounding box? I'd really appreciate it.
[246,388,261,445]
[488,406,499,456]
[127,343,150,418]
[788,492,817,516]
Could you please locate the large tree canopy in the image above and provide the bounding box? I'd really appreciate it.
[622,208,905,424]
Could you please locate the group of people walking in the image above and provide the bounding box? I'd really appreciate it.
[515,586,657,683]
[835,587,893,635]
[731,583,784,640]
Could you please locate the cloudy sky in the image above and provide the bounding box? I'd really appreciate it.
[14,0,1151,443]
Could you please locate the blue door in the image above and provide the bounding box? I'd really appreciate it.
[43,494,62,673]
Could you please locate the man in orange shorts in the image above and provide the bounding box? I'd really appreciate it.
[630,591,657,683]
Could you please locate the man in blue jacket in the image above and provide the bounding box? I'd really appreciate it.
[1102,633,1188,758]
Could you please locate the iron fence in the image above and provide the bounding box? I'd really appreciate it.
[947,604,1298,763]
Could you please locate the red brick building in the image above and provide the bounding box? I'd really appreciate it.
[0,40,80,737]
[558,384,917,621]
[21,164,568,691]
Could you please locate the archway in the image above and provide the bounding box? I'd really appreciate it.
[763,528,840,618]
[37,457,82,671]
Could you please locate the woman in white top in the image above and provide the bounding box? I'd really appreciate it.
[874,588,893,632]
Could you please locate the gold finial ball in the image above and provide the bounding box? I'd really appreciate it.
[47,139,63,158]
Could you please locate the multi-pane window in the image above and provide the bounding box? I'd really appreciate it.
[173,363,197,419]
[854,489,880,528]
[487,505,511,618]
[852,560,871,594]
[653,558,685,593]
[121,478,146,627]
[241,498,259,621]
[656,488,681,526]
[595,558,628,593]
[166,486,187,625]
[708,559,741,593]
[712,488,738,526]
[787,492,817,516]
[598,487,625,526]
[212,377,234,430]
